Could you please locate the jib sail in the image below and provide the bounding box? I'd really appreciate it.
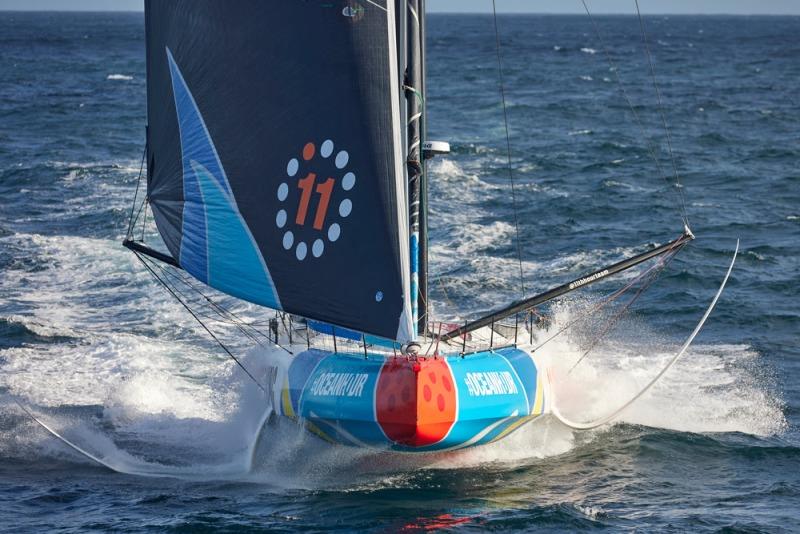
[144,0,413,343]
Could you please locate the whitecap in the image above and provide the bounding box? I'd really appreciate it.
[106,74,133,81]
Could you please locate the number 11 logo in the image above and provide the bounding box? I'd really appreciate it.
[276,139,356,261]
[296,173,334,230]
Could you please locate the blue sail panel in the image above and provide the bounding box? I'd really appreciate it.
[166,49,280,309]
[191,161,281,308]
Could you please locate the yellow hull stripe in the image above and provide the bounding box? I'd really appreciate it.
[281,379,295,418]
[305,421,336,443]
[531,371,545,415]
[490,414,540,443]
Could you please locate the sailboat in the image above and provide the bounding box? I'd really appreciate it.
[119,0,737,453]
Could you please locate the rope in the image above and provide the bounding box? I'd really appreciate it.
[126,145,147,239]
[155,264,272,336]
[552,240,738,430]
[491,0,526,299]
[140,197,148,242]
[634,0,690,227]
[146,257,295,356]
[156,266,273,346]
[566,245,681,373]
[133,252,267,395]
[580,0,688,227]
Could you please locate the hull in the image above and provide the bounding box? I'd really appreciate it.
[276,346,548,452]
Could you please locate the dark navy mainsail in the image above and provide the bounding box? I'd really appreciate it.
[145,0,413,342]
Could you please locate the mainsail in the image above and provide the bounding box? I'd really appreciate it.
[143,0,414,342]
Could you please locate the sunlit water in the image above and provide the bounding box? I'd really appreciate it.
[0,12,798,531]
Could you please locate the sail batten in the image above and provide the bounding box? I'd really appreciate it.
[145,0,414,343]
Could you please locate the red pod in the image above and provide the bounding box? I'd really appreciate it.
[375,358,457,447]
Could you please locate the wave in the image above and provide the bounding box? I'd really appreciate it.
[601,179,656,193]
[106,74,133,81]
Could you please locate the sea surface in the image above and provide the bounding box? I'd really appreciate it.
[1,10,799,532]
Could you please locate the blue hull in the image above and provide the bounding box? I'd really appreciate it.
[277,347,548,452]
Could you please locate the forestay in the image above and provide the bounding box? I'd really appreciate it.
[144,0,413,342]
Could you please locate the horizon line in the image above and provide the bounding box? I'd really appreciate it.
[0,9,797,15]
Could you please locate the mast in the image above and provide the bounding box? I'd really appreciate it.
[417,0,429,337]
[406,0,425,336]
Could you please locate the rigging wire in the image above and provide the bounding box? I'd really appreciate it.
[140,196,148,242]
[527,236,687,353]
[634,0,690,227]
[566,244,682,373]
[491,0,526,298]
[145,257,294,355]
[126,145,147,239]
[133,252,268,395]
[580,0,688,227]
[156,266,272,344]
[552,241,738,430]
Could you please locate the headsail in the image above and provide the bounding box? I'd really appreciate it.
[144,0,413,343]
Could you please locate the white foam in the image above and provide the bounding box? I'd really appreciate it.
[537,304,786,437]
[107,74,133,81]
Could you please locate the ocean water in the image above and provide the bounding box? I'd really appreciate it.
[1,10,799,532]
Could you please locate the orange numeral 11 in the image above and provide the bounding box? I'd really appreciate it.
[296,173,335,231]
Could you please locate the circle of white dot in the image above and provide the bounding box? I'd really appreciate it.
[320,139,334,158]
[277,183,288,201]
[328,223,341,242]
[339,199,352,218]
[276,210,287,228]
[287,158,298,177]
[296,242,307,261]
[342,172,355,191]
[335,150,349,169]
[279,143,358,261]
[282,231,294,250]
[312,239,324,258]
